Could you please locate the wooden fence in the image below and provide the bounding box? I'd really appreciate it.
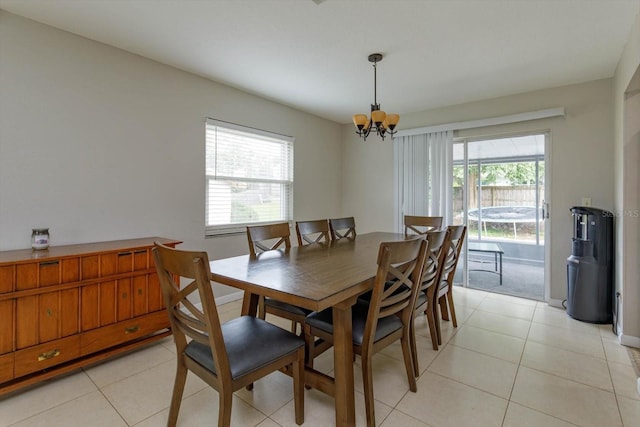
[453,185,544,211]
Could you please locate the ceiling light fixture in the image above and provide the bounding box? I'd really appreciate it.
[352,53,399,141]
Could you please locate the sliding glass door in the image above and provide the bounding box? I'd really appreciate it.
[453,133,548,300]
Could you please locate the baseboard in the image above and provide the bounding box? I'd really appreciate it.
[547,298,565,309]
[215,290,244,306]
[626,347,640,397]
[621,334,640,348]
[192,291,243,312]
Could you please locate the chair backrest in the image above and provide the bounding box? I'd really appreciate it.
[152,242,232,383]
[246,222,292,257]
[404,215,443,236]
[295,219,330,246]
[362,238,428,350]
[420,230,450,296]
[441,225,467,286]
[329,217,356,240]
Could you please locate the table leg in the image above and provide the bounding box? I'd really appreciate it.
[241,292,259,316]
[499,253,503,285]
[332,300,356,426]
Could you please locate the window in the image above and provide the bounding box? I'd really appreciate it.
[205,119,294,236]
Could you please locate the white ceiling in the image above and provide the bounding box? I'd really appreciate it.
[1,0,638,124]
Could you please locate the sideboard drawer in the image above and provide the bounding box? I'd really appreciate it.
[14,335,80,377]
[0,265,14,294]
[38,260,61,287]
[0,353,14,383]
[80,310,169,356]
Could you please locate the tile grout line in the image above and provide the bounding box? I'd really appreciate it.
[603,335,632,426]
[499,309,583,427]
[503,304,532,427]
[84,368,131,427]
[382,297,476,427]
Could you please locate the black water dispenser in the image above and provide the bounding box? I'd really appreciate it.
[566,206,614,323]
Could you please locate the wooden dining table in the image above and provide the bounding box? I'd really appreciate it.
[209,231,412,426]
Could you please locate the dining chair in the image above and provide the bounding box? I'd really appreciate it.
[404,215,443,236]
[304,238,428,427]
[410,230,449,372]
[152,242,305,427]
[329,216,356,240]
[434,224,467,344]
[246,223,310,334]
[246,222,292,255]
[295,219,330,246]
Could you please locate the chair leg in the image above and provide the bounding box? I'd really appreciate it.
[218,389,233,427]
[167,361,188,427]
[425,301,439,351]
[434,300,443,345]
[257,296,266,320]
[400,332,418,392]
[293,347,305,425]
[248,297,266,392]
[361,351,376,427]
[304,325,315,369]
[447,289,458,327]
[409,317,419,377]
[439,295,450,321]
[303,326,315,390]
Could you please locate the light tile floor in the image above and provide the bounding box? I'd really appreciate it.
[1,287,639,426]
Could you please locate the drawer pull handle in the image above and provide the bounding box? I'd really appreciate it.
[125,325,140,334]
[134,250,147,254]
[118,251,132,257]
[39,260,59,266]
[38,349,60,361]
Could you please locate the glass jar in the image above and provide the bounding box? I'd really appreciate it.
[31,228,50,250]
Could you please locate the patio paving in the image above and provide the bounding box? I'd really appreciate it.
[456,258,545,301]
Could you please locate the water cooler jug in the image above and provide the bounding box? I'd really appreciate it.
[566,206,614,323]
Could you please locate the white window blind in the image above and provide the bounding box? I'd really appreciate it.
[205,119,294,236]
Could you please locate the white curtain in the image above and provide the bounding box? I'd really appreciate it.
[393,130,453,232]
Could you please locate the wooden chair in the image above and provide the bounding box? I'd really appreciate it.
[434,225,467,345]
[404,215,443,236]
[410,230,450,373]
[152,243,305,427]
[246,222,291,255]
[304,238,428,427]
[246,223,310,333]
[295,219,330,246]
[329,216,356,240]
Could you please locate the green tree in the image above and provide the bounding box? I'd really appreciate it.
[453,161,543,186]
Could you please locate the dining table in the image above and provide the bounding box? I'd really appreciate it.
[209,231,413,426]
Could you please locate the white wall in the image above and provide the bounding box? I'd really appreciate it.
[342,79,614,304]
[613,11,640,346]
[0,12,343,297]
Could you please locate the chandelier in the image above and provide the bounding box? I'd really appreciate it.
[352,53,400,141]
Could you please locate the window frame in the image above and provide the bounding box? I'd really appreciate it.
[205,118,294,237]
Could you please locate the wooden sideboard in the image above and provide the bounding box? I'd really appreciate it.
[0,237,181,396]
